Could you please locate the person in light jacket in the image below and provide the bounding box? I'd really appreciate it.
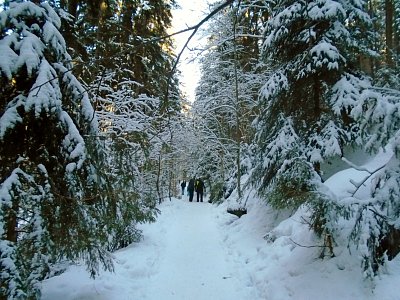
[181,180,186,196]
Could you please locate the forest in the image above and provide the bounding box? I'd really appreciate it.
[0,0,400,299]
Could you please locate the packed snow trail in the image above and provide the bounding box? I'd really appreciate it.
[42,198,255,300]
[142,200,252,299]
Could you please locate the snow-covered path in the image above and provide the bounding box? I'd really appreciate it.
[142,200,252,299]
[42,198,254,300]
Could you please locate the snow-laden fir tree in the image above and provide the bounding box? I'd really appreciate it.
[341,77,400,278]
[252,0,376,255]
[253,0,400,277]
[0,2,113,298]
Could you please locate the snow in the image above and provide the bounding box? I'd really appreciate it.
[310,41,342,70]
[26,59,62,117]
[260,71,288,101]
[17,30,44,76]
[42,20,66,57]
[0,96,24,139]
[0,167,25,209]
[307,0,344,20]
[261,117,299,169]
[60,111,87,170]
[42,161,400,300]
[0,36,18,79]
[55,63,98,131]
[41,200,254,300]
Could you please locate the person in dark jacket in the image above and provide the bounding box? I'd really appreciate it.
[195,178,204,202]
[187,178,195,202]
[181,180,186,196]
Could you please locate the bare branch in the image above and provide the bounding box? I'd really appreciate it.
[289,238,326,248]
[165,0,235,100]
[348,160,389,197]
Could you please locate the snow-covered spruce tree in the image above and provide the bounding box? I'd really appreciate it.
[253,0,374,251]
[0,2,112,298]
[339,78,400,278]
[324,1,400,277]
[194,1,265,203]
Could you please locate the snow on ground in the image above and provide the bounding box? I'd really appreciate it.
[216,198,400,300]
[42,149,400,300]
[42,198,255,300]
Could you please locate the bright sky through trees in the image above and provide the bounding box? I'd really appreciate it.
[171,0,214,102]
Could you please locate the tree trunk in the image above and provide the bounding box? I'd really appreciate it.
[121,1,135,44]
[313,76,321,174]
[385,0,394,66]
[156,152,162,204]
[233,5,242,200]
[6,200,18,243]
[394,5,399,56]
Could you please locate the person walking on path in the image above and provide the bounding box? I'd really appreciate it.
[181,180,186,196]
[187,178,195,202]
[195,178,205,202]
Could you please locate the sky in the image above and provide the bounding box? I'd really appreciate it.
[171,0,213,102]
[41,147,400,300]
